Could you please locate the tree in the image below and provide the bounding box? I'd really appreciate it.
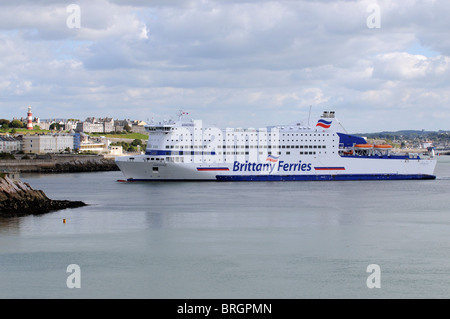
[50,123,61,130]
[131,139,142,147]
[0,119,10,127]
[10,119,24,128]
[123,123,131,132]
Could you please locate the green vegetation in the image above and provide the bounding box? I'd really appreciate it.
[7,128,53,135]
[0,119,26,131]
[89,132,149,140]
[0,118,62,134]
[111,139,147,153]
[123,123,132,132]
[49,123,61,130]
[9,120,25,128]
[0,152,15,160]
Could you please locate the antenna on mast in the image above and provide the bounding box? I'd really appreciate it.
[308,105,312,126]
[178,109,189,121]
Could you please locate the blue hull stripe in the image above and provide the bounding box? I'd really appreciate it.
[215,174,436,181]
[122,174,436,182]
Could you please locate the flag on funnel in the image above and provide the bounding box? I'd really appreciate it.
[316,119,332,129]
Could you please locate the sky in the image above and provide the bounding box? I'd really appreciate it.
[0,0,449,133]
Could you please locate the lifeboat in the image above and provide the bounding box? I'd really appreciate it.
[374,144,393,149]
[354,144,373,149]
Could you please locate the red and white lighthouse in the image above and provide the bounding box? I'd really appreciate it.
[27,106,33,130]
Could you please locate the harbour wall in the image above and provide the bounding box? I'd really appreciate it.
[0,154,119,173]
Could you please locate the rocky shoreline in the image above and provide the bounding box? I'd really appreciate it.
[0,175,86,217]
[41,157,119,173]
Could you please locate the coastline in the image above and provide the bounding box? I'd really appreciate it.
[0,154,119,173]
[0,174,86,217]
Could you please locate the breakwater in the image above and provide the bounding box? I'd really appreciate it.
[0,174,86,217]
[0,154,119,173]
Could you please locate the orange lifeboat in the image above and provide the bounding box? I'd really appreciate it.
[374,144,392,149]
[355,144,373,149]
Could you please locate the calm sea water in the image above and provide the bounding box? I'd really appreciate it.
[1,156,450,299]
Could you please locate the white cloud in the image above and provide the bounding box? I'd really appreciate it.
[373,52,450,81]
[0,0,450,132]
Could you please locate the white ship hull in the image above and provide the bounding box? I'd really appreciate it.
[115,154,436,181]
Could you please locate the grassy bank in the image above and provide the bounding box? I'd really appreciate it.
[89,132,148,140]
[1,128,53,135]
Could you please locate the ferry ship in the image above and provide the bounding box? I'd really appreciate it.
[115,111,437,181]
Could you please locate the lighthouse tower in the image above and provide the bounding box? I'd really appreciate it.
[27,106,33,130]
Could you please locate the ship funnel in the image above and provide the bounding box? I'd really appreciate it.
[321,111,335,118]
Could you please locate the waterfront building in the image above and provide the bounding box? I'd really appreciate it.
[422,141,433,149]
[22,134,74,154]
[73,133,81,151]
[109,145,123,156]
[79,141,108,153]
[0,136,21,153]
[131,120,148,134]
[76,134,109,154]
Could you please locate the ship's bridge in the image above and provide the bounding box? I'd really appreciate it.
[145,125,173,133]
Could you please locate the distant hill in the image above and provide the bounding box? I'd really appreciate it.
[353,130,450,140]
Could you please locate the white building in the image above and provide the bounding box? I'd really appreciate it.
[79,141,108,153]
[76,117,114,133]
[109,145,123,156]
[22,134,74,154]
[0,136,21,153]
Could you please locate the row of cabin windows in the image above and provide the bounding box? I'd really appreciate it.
[219,151,319,155]
[164,133,334,140]
[165,145,330,149]
[172,128,334,137]
[167,139,330,143]
[144,150,326,161]
[161,151,325,159]
[162,151,333,162]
